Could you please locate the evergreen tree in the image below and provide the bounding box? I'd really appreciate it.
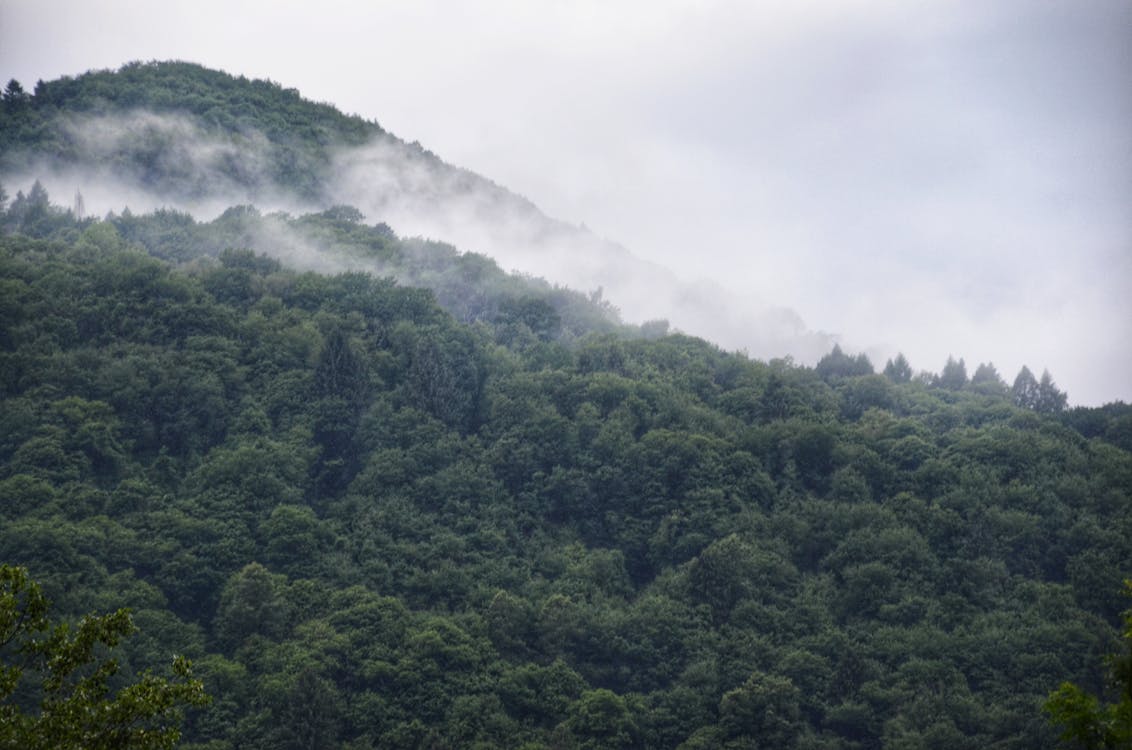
[937,356,968,390]
[1036,369,1068,414]
[971,362,1005,388]
[816,345,873,381]
[883,353,913,383]
[1013,365,1041,409]
[2,79,30,108]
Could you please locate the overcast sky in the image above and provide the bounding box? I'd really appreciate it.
[2,0,1130,405]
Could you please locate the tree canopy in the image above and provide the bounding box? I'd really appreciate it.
[0,62,1129,749]
[1045,581,1132,749]
[0,565,209,749]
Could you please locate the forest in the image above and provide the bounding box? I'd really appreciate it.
[2,62,1132,749]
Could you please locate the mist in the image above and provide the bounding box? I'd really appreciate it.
[3,107,838,363]
[326,138,840,359]
[2,0,1129,404]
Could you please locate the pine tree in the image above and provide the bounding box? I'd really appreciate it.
[1012,366,1040,410]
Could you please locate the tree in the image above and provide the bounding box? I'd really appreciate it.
[816,345,873,381]
[1013,366,1041,410]
[312,327,368,406]
[719,671,803,748]
[4,181,59,238]
[2,79,30,107]
[1036,369,1068,414]
[401,324,485,432]
[883,353,913,383]
[497,296,562,341]
[72,190,85,222]
[261,505,331,577]
[936,356,968,390]
[567,689,637,749]
[0,565,209,749]
[266,668,344,750]
[213,562,290,650]
[971,362,1007,395]
[1044,580,1132,749]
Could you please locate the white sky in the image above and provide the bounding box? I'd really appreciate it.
[2,0,1130,405]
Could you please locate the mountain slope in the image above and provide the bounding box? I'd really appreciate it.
[2,188,1131,748]
[1,60,834,361]
[1,63,1131,749]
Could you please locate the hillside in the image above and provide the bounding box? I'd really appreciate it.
[0,61,834,361]
[1,63,1131,749]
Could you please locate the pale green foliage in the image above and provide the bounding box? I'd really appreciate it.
[1045,581,1132,749]
[0,565,209,749]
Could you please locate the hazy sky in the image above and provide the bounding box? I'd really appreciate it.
[3,0,1130,405]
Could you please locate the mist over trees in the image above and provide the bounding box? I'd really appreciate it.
[1,183,1129,748]
[1,63,1130,749]
[0,61,838,365]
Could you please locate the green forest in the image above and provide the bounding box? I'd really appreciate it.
[2,62,1132,749]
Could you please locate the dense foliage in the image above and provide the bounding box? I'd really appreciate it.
[1044,581,1132,749]
[2,61,376,202]
[0,193,1129,748]
[1,564,209,749]
[3,61,1132,748]
[0,61,530,216]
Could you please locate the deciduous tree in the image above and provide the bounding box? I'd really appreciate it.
[0,565,209,749]
[1045,580,1132,749]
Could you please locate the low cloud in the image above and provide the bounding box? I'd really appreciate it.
[2,0,1129,404]
[4,107,838,365]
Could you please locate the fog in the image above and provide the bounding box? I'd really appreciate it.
[6,109,837,361]
[2,0,1130,404]
[5,111,303,219]
[325,138,838,358]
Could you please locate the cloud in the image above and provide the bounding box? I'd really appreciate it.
[2,111,306,220]
[2,0,1129,404]
[3,106,837,363]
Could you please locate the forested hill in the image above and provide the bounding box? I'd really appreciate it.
[2,184,1132,748]
[0,60,487,205]
[0,61,836,360]
[3,63,1132,749]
